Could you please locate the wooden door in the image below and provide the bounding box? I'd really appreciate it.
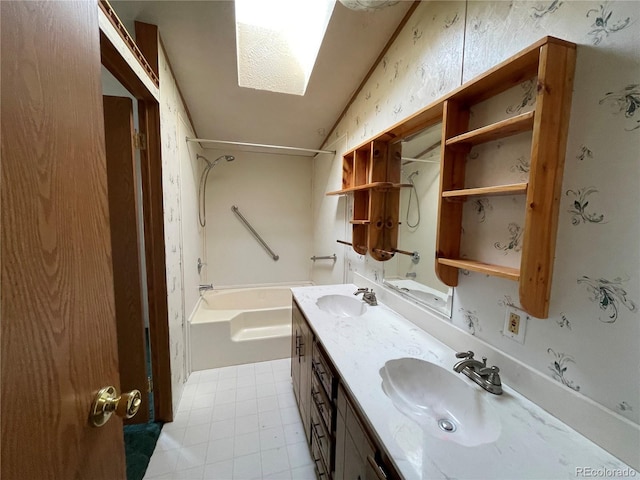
[103,95,150,424]
[1,2,126,478]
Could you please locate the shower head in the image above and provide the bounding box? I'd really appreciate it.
[408,170,419,182]
[197,154,235,168]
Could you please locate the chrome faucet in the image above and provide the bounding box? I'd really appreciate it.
[199,283,214,293]
[453,351,502,395]
[354,287,377,306]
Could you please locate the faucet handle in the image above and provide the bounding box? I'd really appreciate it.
[480,366,502,388]
[478,365,499,376]
[455,350,474,359]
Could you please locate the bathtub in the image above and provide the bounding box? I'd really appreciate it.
[190,285,301,371]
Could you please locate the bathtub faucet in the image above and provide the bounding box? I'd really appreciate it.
[199,284,214,293]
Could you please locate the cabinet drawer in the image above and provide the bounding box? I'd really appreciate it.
[312,342,337,400]
[311,428,330,480]
[311,371,334,433]
[311,398,332,474]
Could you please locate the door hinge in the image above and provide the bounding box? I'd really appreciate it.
[147,376,153,393]
[134,131,147,150]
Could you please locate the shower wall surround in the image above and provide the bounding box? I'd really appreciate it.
[205,150,313,287]
[314,0,639,435]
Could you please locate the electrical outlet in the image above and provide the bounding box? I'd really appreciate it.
[503,305,527,344]
[508,312,520,335]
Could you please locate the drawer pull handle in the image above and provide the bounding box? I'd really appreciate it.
[367,455,388,480]
[311,389,325,406]
[313,361,326,376]
[313,458,326,477]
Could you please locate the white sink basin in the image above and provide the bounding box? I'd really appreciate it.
[380,358,501,446]
[316,294,367,317]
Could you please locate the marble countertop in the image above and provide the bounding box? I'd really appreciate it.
[292,284,636,480]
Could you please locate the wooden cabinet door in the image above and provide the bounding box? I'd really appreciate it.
[299,313,313,440]
[292,301,313,442]
[1,2,126,478]
[292,302,302,404]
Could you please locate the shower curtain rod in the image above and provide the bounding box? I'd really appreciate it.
[186,137,336,155]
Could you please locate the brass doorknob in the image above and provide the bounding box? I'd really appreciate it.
[90,386,142,427]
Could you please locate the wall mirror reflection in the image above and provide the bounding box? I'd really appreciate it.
[383,122,453,317]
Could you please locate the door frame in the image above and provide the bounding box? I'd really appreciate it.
[99,5,173,422]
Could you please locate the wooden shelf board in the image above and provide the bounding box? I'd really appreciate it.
[339,37,575,160]
[349,220,370,225]
[442,182,528,199]
[447,37,573,105]
[326,182,411,196]
[437,258,520,281]
[446,111,534,147]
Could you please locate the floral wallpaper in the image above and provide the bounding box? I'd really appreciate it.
[323,1,639,425]
[159,46,187,413]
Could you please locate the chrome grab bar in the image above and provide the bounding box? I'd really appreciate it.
[231,205,279,261]
[310,254,336,261]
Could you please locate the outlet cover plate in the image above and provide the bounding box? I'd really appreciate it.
[503,305,527,344]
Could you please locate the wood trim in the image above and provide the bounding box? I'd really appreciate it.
[103,95,150,424]
[321,1,421,148]
[101,31,156,101]
[134,21,159,77]
[100,24,173,422]
[99,0,159,87]
[139,101,173,422]
[519,42,576,318]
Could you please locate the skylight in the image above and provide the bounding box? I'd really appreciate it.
[235,0,336,96]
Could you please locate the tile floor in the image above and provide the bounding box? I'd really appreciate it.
[143,358,315,480]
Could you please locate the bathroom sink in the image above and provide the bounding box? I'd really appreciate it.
[316,294,367,317]
[380,358,500,446]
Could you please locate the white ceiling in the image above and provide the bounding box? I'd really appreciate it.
[110,1,414,154]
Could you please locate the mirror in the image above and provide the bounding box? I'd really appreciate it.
[383,122,453,317]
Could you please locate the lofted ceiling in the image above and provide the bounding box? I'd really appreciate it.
[110,1,415,154]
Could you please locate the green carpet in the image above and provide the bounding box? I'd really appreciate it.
[124,422,163,480]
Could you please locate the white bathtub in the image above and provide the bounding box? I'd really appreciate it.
[190,286,299,371]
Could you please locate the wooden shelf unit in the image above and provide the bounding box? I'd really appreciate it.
[325,36,575,318]
[328,140,403,261]
[436,37,576,318]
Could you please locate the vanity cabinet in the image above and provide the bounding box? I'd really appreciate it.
[292,300,313,440]
[292,300,399,480]
[335,385,397,480]
[310,341,338,477]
